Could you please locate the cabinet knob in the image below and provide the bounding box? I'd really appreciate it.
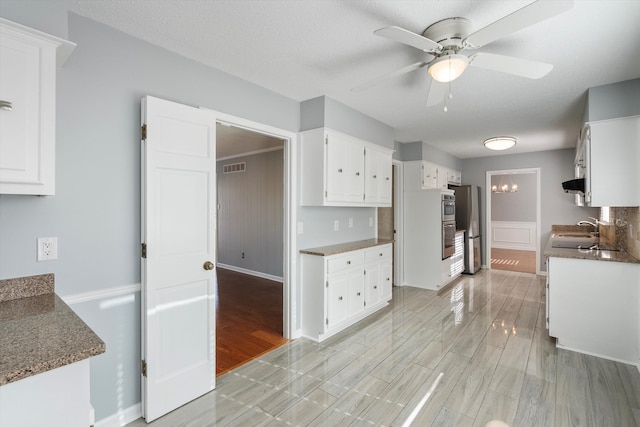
[374,286,377,289]
[379,253,383,256]
[386,277,390,281]
[338,296,343,301]
[0,101,12,111]
[386,177,390,181]
[373,175,377,179]
[337,168,343,173]
[356,172,360,176]
[347,260,351,265]
[357,292,361,296]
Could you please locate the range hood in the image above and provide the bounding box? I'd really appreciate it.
[562,178,585,194]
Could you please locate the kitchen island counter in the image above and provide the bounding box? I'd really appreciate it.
[543,236,639,264]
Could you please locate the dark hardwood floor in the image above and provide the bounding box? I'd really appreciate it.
[216,268,288,376]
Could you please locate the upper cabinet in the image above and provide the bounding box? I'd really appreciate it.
[404,160,461,191]
[300,128,393,207]
[581,115,640,207]
[0,18,75,195]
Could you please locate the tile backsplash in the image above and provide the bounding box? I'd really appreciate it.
[603,207,640,260]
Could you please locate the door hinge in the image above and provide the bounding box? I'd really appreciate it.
[326,280,329,288]
[326,318,329,325]
[325,136,328,144]
[141,124,147,141]
[325,191,327,198]
[364,301,367,307]
[546,317,549,323]
[141,243,147,258]
[141,360,147,377]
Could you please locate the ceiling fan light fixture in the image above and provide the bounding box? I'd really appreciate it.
[428,54,469,82]
[483,136,517,151]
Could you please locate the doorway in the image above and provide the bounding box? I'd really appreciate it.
[486,168,541,274]
[215,123,288,375]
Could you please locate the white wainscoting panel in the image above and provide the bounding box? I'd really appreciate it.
[491,221,537,251]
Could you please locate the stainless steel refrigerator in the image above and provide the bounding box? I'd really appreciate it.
[453,185,482,274]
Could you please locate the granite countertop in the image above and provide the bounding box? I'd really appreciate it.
[300,238,394,257]
[0,274,105,386]
[544,234,640,264]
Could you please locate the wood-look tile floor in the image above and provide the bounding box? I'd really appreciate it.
[491,248,537,274]
[128,269,640,427]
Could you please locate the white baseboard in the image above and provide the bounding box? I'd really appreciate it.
[217,263,283,283]
[95,403,141,427]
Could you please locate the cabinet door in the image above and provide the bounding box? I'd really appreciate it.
[348,268,366,316]
[326,133,364,203]
[327,271,350,328]
[365,262,382,307]
[380,261,393,301]
[0,26,57,195]
[364,147,392,206]
[423,162,438,189]
[437,166,449,190]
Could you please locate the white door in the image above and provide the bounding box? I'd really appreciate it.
[141,96,217,422]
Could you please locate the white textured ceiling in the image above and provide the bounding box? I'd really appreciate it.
[68,0,640,158]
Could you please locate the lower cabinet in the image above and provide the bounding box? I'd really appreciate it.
[302,243,393,341]
[547,256,639,364]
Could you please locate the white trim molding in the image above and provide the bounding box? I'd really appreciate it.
[491,221,537,251]
[61,283,141,306]
[217,263,283,283]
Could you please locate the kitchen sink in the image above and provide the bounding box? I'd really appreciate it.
[550,232,598,249]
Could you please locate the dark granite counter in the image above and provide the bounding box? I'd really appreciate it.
[300,238,394,257]
[544,235,640,264]
[0,274,105,385]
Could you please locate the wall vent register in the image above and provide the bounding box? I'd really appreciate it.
[222,162,246,174]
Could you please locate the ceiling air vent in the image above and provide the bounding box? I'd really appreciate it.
[222,162,246,174]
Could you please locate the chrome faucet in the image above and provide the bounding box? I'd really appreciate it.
[577,217,600,237]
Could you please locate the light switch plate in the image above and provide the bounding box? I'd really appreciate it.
[334,220,340,231]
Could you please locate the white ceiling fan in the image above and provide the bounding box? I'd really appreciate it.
[354,0,574,106]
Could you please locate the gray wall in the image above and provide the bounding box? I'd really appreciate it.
[0,9,300,423]
[217,150,284,277]
[422,142,464,171]
[491,173,537,222]
[462,148,599,271]
[587,78,640,122]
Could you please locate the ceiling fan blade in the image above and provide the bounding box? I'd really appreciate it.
[464,0,573,48]
[374,26,442,53]
[426,79,446,106]
[351,61,428,92]
[469,52,553,79]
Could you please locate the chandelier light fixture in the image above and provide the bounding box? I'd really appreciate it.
[492,175,518,193]
[483,136,517,151]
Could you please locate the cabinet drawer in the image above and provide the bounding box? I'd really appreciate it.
[364,244,392,263]
[327,251,364,274]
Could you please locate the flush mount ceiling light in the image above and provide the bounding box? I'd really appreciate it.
[427,54,469,83]
[483,136,517,151]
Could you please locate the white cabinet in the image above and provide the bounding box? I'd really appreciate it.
[0,18,74,195]
[403,160,461,191]
[364,145,392,205]
[582,115,640,207]
[441,231,464,286]
[301,243,393,342]
[0,359,91,427]
[547,256,639,364]
[300,128,393,207]
[364,244,393,308]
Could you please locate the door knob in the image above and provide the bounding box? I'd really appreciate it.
[203,261,214,270]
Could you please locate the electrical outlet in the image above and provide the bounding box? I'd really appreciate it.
[348,218,354,228]
[297,221,304,234]
[334,220,340,231]
[37,237,58,261]
[369,217,374,227]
